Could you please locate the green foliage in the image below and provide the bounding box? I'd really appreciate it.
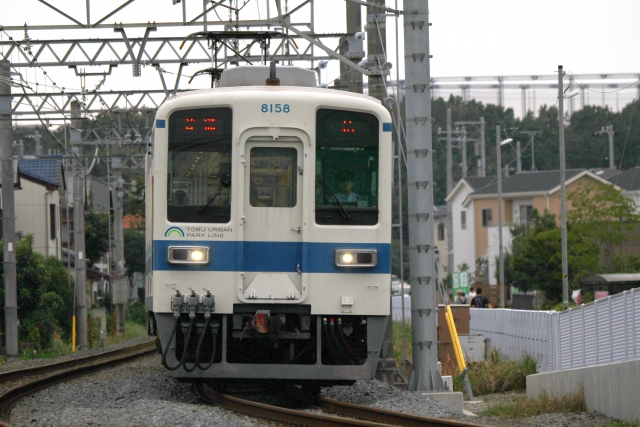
[126,301,147,325]
[506,209,599,303]
[0,235,74,351]
[124,321,147,340]
[481,389,587,418]
[124,229,145,278]
[85,210,110,268]
[451,350,538,396]
[568,182,640,273]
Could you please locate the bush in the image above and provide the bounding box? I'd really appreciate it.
[451,350,538,396]
[126,301,147,325]
[482,388,586,418]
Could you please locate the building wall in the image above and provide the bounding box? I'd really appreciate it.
[449,185,477,275]
[14,179,63,260]
[433,214,447,281]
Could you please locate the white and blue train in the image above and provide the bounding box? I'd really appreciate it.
[145,64,392,384]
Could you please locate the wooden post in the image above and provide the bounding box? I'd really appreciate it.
[88,315,93,348]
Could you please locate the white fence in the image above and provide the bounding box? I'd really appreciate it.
[470,288,640,372]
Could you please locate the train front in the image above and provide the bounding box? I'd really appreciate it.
[146,66,392,383]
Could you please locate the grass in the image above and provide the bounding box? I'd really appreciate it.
[604,422,640,427]
[448,350,538,396]
[392,321,412,366]
[481,389,587,418]
[6,321,149,364]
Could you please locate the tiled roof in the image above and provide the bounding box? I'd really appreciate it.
[607,167,640,191]
[463,176,496,191]
[18,155,65,188]
[470,169,586,196]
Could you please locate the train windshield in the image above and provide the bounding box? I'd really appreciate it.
[167,108,232,223]
[315,109,379,225]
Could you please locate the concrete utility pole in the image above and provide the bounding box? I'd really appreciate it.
[558,66,569,310]
[366,0,393,387]
[594,125,616,169]
[521,131,540,171]
[112,116,127,336]
[480,117,486,177]
[446,109,453,276]
[516,140,522,173]
[1,61,18,361]
[496,125,506,308]
[404,0,444,392]
[460,127,467,178]
[71,101,87,350]
[339,0,364,93]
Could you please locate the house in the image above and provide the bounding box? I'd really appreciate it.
[607,166,640,208]
[433,205,448,283]
[444,176,496,279]
[15,155,67,260]
[447,169,620,305]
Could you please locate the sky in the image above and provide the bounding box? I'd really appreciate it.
[1,0,639,117]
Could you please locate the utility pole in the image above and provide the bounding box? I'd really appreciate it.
[594,125,616,169]
[480,117,486,177]
[405,0,444,392]
[446,109,453,277]
[71,100,87,350]
[521,131,540,171]
[1,61,18,362]
[339,0,364,93]
[113,115,127,337]
[460,126,467,178]
[366,0,393,387]
[516,139,522,173]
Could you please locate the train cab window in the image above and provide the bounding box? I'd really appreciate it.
[167,108,232,223]
[315,109,379,225]
[249,147,297,207]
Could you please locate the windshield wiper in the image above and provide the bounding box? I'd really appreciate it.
[197,187,222,213]
[319,179,350,220]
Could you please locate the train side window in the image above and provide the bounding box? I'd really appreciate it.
[315,109,379,226]
[167,107,232,223]
[249,147,297,208]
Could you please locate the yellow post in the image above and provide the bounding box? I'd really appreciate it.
[72,315,76,352]
[445,305,466,371]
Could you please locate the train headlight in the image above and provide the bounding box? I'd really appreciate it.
[168,246,210,264]
[334,249,377,268]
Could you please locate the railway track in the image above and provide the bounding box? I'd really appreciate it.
[0,340,156,427]
[195,382,490,427]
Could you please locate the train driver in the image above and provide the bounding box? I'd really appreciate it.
[334,170,359,203]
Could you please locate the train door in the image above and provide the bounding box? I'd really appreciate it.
[240,136,304,301]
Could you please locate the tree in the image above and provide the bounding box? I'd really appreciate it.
[85,210,110,268]
[506,209,599,303]
[568,181,640,273]
[124,229,145,278]
[0,235,74,350]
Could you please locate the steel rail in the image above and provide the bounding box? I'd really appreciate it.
[0,341,156,426]
[0,340,155,383]
[197,382,489,427]
[196,382,393,427]
[317,395,488,427]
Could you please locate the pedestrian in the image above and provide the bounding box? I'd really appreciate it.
[469,286,476,300]
[470,287,489,308]
[454,290,468,304]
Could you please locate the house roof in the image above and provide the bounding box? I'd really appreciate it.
[581,273,640,285]
[434,205,447,217]
[606,167,640,191]
[18,155,66,189]
[470,169,588,196]
[590,168,621,180]
[444,176,496,202]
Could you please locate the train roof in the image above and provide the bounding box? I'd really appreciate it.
[170,85,380,103]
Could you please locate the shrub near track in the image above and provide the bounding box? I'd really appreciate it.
[449,350,537,396]
[481,389,587,418]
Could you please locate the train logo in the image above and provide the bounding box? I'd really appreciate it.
[165,226,185,238]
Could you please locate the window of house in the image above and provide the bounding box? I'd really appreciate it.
[461,211,467,230]
[437,222,445,241]
[482,208,492,227]
[520,205,533,224]
[49,204,56,240]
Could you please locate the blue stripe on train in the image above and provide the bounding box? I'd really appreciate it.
[152,240,391,274]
